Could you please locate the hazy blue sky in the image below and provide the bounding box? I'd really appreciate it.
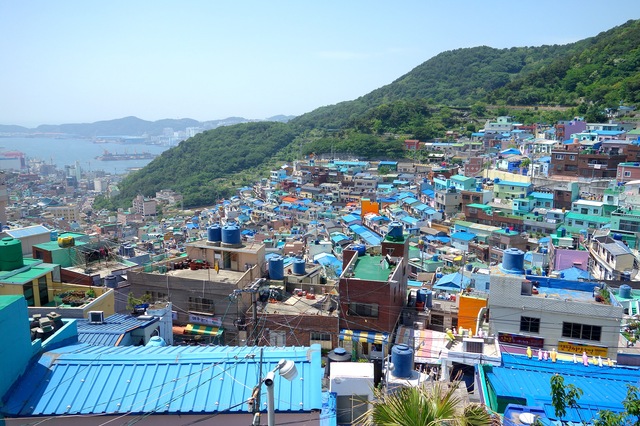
[0,1,637,127]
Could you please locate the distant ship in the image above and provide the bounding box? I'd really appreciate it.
[96,150,157,161]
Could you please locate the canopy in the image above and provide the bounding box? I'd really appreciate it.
[339,329,389,345]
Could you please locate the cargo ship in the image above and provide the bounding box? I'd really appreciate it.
[96,150,157,161]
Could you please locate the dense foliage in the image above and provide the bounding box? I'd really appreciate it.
[117,122,295,206]
[115,19,640,208]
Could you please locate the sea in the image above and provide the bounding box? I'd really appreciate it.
[0,137,172,175]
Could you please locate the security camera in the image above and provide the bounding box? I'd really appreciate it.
[264,371,275,387]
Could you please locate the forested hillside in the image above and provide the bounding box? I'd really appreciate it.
[115,19,640,208]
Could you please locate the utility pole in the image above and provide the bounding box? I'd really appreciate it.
[230,278,265,346]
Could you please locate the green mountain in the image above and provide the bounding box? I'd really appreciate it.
[116,19,640,208]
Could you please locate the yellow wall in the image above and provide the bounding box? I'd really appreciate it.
[485,170,531,184]
[458,294,488,332]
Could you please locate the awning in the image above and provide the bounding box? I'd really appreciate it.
[185,323,222,336]
[339,329,389,345]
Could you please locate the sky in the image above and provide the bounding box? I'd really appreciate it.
[0,1,638,127]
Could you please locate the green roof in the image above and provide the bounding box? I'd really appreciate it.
[0,261,56,285]
[467,203,492,210]
[565,212,611,223]
[353,255,394,281]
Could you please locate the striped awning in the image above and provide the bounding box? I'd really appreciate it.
[185,323,222,336]
[339,329,389,345]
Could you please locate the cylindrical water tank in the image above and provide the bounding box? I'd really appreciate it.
[293,258,306,275]
[146,336,167,347]
[558,228,566,238]
[391,344,414,379]
[50,230,58,241]
[326,347,352,377]
[351,244,366,256]
[0,237,24,271]
[432,254,439,261]
[465,263,473,271]
[104,275,117,288]
[502,248,525,273]
[222,224,241,245]
[613,233,623,241]
[425,290,433,309]
[207,224,222,242]
[620,284,632,298]
[416,289,427,305]
[124,245,134,257]
[269,256,285,280]
[387,222,403,239]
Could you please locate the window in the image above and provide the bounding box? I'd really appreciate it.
[555,154,565,160]
[520,316,540,333]
[269,330,286,346]
[562,322,601,341]
[188,297,215,313]
[625,171,632,177]
[581,208,588,214]
[348,303,378,318]
[337,395,368,425]
[569,155,576,160]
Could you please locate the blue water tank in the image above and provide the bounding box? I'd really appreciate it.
[425,290,433,309]
[494,178,500,183]
[50,230,58,241]
[104,275,117,288]
[387,222,403,239]
[502,248,525,273]
[269,256,285,280]
[351,244,366,256]
[525,269,532,275]
[416,289,428,304]
[293,258,306,275]
[207,224,222,242]
[432,254,439,261]
[222,224,241,245]
[558,227,566,238]
[613,233,623,241]
[541,248,548,254]
[620,284,632,298]
[391,344,414,379]
[146,336,167,347]
[123,245,134,257]
[465,263,473,271]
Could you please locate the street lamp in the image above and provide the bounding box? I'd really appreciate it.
[253,359,299,426]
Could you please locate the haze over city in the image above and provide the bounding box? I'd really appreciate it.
[0,0,637,127]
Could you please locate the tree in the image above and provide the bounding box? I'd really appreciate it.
[550,373,583,421]
[594,385,640,426]
[360,381,492,426]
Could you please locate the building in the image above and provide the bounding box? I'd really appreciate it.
[132,194,157,217]
[337,223,409,360]
[588,233,638,281]
[489,275,623,360]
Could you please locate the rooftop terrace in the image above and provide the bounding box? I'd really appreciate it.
[352,255,395,281]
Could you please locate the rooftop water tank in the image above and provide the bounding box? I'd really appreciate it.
[557,228,566,238]
[293,258,306,275]
[269,256,285,280]
[613,233,623,241]
[425,290,433,309]
[50,230,58,241]
[104,275,117,288]
[416,289,428,305]
[465,263,473,271]
[387,222,403,240]
[351,244,366,256]
[432,254,439,261]
[0,237,24,271]
[621,272,632,282]
[326,347,352,377]
[620,284,632,299]
[221,224,242,247]
[502,248,525,273]
[57,236,75,248]
[391,344,413,379]
[207,224,222,243]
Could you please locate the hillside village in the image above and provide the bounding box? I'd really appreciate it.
[2,111,640,424]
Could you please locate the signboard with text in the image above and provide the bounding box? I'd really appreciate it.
[498,332,544,348]
[557,340,608,357]
[189,312,222,327]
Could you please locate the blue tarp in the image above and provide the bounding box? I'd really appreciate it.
[349,224,382,246]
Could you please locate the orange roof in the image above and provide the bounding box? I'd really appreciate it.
[281,196,298,203]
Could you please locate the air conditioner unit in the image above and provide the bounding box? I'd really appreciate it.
[89,311,104,324]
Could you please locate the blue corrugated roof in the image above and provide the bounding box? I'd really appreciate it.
[486,353,640,422]
[530,192,554,200]
[450,231,476,242]
[341,214,360,223]
[76,313,158,346]
[495,181,532,187]
[3,344,322,417]
[349,224,382,246]
[5,225,51,238]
